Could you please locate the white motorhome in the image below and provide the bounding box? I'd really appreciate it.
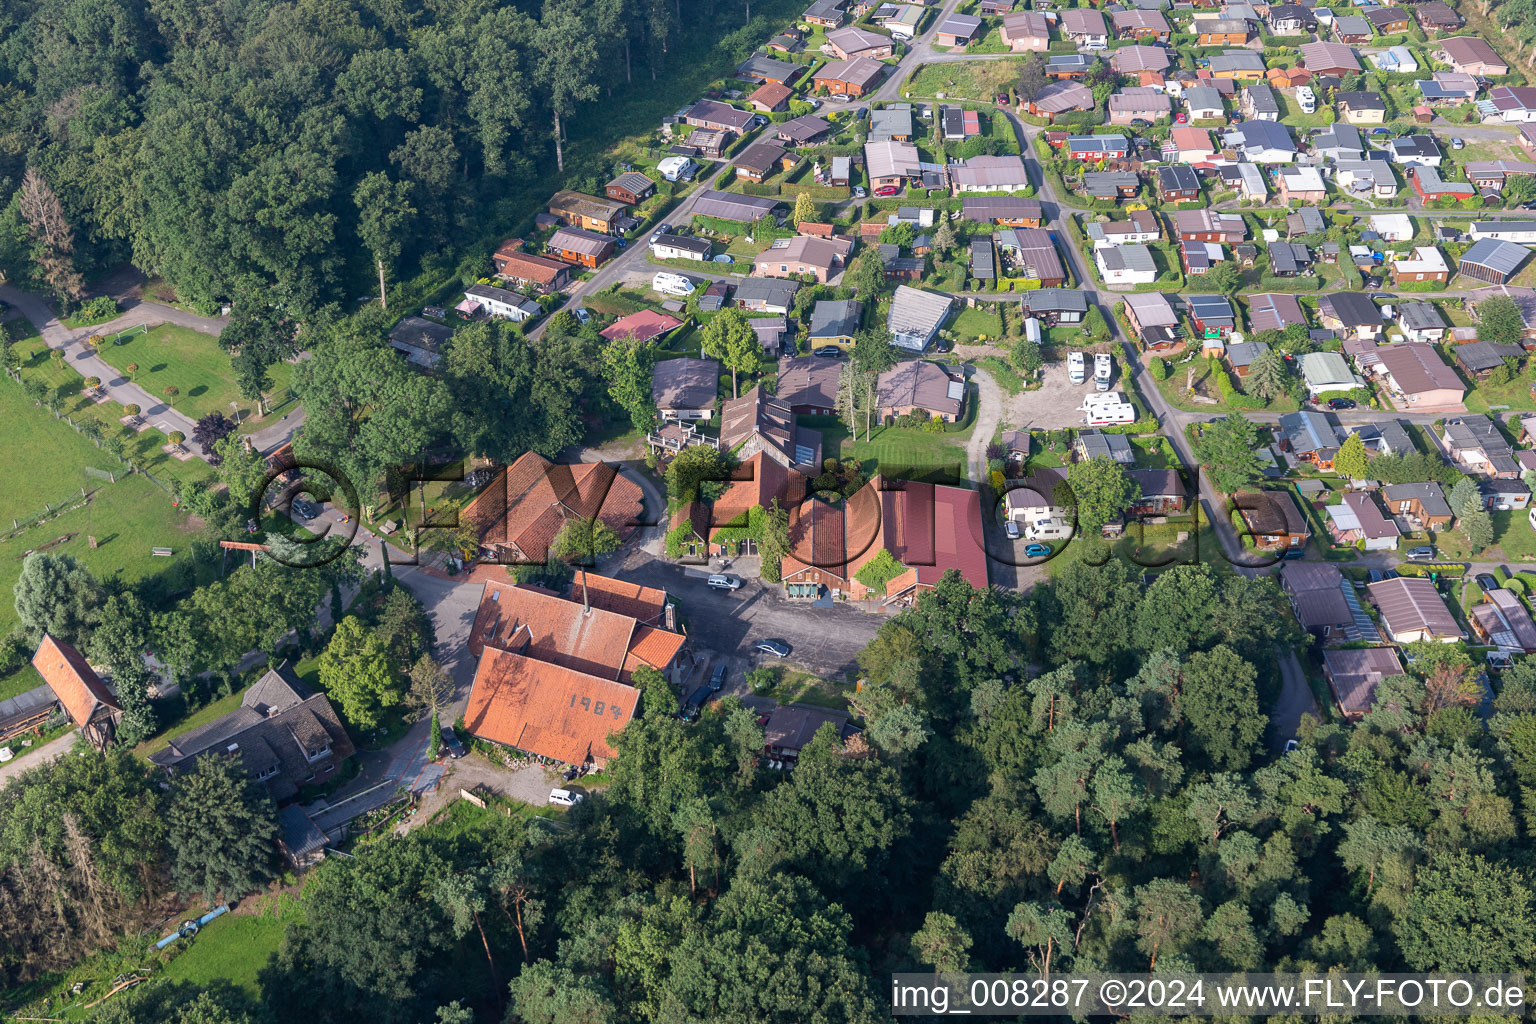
[653,272,696,297]
[1084,402,1136,426]
[1080,391,1127,411]
[1068,351,1087,384]
[1093,352,1114,392]
[1296,86,1316,114]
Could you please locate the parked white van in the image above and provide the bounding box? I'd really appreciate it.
[1067,351,1087,384]
[1296,86,1316,114]
[653,272,696,297]
[1093,352,1114,391]
[548,788,585,807]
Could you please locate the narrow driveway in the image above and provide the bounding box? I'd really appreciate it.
[1270,648,1321,751]
[0,731,77,790]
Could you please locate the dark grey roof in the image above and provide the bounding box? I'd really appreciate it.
[1227,340,1271,367]
[652,357,720,410]
[1158,165,1201,192]
[1279,410,1335,454]
[1455,340,1522,372]
[734,277,800,308]
[1023,288,1088,315]
[149,666,354,802]
[1077,430,1134,461]
[1398,302,1445,332]
[1383,481,1452,517]
[693,189,780,222]
[1320,292,1383,327]
[1462,238,1532,278]
[1100,245,1156,274]
[809,299,863,339]
[1186,294,1235,324]
[279,805,328,859]
[1443,414,1510,454]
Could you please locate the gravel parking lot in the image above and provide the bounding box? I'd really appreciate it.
[998,355,1116,432]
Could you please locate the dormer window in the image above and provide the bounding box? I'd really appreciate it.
[305,744,331,763]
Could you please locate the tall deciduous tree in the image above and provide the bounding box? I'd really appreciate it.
[600,337,657,434]
[537,0,601,173]
[318,615,402,730]
[1066,456,1138,535]
[1477,295,1526,348]
[13,552,102,647]
[699,307,760,398]
[353,172,416,309]
[165,753,279,902]
[1196,414,1262,494]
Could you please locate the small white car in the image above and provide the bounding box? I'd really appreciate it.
[1004,521,1021,540]
[548,788,585,807]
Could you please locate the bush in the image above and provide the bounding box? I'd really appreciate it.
[1149,356,1169,380]
[72,295,119,324]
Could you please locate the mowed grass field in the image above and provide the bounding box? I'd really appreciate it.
[12,345,220,492]
[158,896,303,1000]
[0,377,203,637]
[92,324,295,424]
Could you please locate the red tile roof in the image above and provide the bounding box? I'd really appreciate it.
[600,310,683,343]
[461,453,643,560]
[470,581,639,676]
[710,452,805,539]
[465,647,638,764]
[620,626,688,682]
[32,635,119,727]
[570,572,669,625]
[844,479,988,596]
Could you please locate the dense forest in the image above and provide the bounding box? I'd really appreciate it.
[8,565,1536,1022]
[0,0,781,315]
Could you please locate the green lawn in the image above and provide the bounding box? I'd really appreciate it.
[159,893,306,1000]
[819,422,970,482]
[749,665,853,705]
[1463,376,1536,414]
[0,663,46,703]
[12,347,221,492]
[905,59,1025,100]
[0,378,207,636]
[951,305,1004,342]
[92,324,295,424]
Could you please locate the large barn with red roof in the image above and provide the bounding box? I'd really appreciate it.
[463,575,687,768]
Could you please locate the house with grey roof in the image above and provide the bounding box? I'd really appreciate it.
[808,299,863,347]
[147,664,356,803]
[652,357,720,421]
[887,286,953,351]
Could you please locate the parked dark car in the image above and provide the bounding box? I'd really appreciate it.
[756,639,791,658]
[708,663,726,693]
[681,684,714,722]
[439,725,466,759]
[291,498,321,520]
[1477,573,1501,593]
[1328,398,1356,410]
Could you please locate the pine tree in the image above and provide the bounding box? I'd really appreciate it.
[166,754,279,902]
